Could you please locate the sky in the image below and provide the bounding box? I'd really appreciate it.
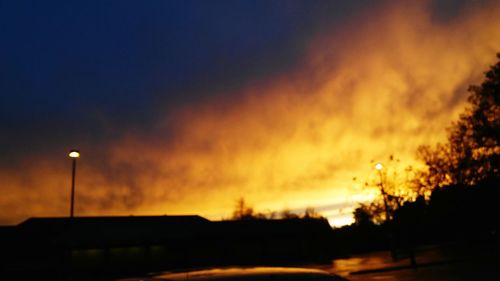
[1,0,500,226]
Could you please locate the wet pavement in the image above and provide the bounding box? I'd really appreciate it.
[345,258,500,281]
[319,243,500,281]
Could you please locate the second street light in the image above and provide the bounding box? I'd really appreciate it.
[69,149,80,218]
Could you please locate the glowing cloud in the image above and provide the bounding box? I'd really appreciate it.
[2,1,500,226]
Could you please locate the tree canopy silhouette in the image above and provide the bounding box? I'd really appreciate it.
[354,54,500,225]
[419,54,500,187]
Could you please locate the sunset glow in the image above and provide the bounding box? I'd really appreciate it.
[2,1,500,226]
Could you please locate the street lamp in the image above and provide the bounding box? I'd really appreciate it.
[375,162,390,221]
[69,149,80,218]
[376,162,416,265]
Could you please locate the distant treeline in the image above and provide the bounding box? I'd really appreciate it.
[230,197,327,221]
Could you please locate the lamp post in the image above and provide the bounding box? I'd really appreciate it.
[376,162,397,260]
[375,163,390,221]
[69,149,80,218]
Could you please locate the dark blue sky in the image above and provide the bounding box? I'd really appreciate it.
[1,0,481,164]
[0,0,373,162]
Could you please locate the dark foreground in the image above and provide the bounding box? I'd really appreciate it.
[346,259,500,281]
[2,215,500,280]
[325,243,500,281]
[110,243,500,281]
[4,244,500,281]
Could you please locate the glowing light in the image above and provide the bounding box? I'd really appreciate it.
[69,150,80,158]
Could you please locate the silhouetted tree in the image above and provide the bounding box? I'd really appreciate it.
[419,54,500,186]
[280,208,299,219]
[415,144,454,189]
[304,207,321,219]
[232,198,255,220]
[353,204,375,227]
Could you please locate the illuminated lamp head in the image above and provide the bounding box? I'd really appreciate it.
[69,149,80,158]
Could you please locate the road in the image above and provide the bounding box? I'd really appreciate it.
[347,259,500,281]
[321,243,500,281]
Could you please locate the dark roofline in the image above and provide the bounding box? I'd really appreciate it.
[19,215,210,227]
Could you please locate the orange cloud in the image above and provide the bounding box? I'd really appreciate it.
[2,1,500,226]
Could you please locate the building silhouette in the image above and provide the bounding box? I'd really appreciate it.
[0,216,334,278]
